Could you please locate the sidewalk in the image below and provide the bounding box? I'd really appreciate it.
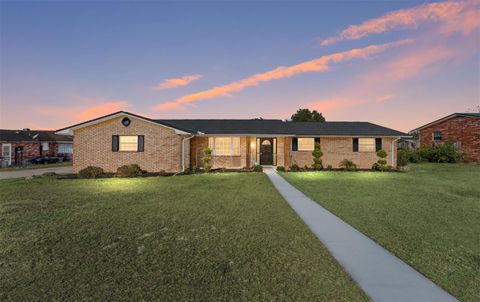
[264,168,457,302]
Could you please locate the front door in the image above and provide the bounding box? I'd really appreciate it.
[259,138,273,165]
[2,144,12,166]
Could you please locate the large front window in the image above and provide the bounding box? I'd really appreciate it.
[358,138,376,152]
[297,138,315,151]
[119,136,138,151]
[208,137,240,156]
[58,143,73,154]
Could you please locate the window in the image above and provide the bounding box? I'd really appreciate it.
[433,131,442,141]
[297,138,315,151]
[58,143,73,154]
[208,137,240,156]
[358,138,376,152]
[119,136,138,151]
[42,142,49,151]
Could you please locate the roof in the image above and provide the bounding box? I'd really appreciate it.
[55,111,408,137]
[411,112,480,132]
[0,129,73,142]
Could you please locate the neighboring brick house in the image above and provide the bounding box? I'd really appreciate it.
[411,113,480,162]
[56,111,407,173]
[0,129,73,166]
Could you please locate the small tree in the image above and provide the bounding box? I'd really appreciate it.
[202,147,212,172]
[373,149,389,171]
[290,108,326,122]
[311,142,323,170]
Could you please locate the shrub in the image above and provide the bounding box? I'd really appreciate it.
[397,149,409,167]
[78,166,104,179]
[372,149,389,171]
[326,164,333,170]
[159,170,168,176]
[339,159,357,171]
[407,143,461,163]
[290,163,300,172]
[276,166,285,172]
[116,164,142,177]
[202,147,213,172]
[252,165,263,172]
[183,168,191,175]
[311,142,323,171]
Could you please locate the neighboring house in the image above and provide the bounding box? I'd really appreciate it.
[0,129,73,166]
[57,111,408,173]
[411,113,480,162]
[396,138,417,150]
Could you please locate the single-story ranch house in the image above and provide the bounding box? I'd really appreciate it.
[0,129,73,166]
[56,111,408,173]
[411,112,480,162]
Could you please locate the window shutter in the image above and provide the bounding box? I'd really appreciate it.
[292,138,298,151]
[138,135,144,152]
[352,138,359,152]
[112,135,119,152]
[314,137,321,144]
[375,138,382,152]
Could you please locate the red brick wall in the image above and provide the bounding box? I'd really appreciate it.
[419,116,480,162]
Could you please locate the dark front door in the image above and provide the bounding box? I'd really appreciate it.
[259,138,274,165]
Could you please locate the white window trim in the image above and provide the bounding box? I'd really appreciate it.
[209,137,241,156]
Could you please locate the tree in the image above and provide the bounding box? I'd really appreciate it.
[290,108,325,122]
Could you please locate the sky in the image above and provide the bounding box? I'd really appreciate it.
[0,0,479,132]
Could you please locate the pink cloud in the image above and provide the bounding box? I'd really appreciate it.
[153,39,411,111]
[310,94,394,113]
[153,74,203,91]
[320,0,479,46]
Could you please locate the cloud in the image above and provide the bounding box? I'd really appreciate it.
[153,74,203,91]
[72,101,131,120]
[310,94,395,112]
[320,0,479,46]
[153,39,411,111]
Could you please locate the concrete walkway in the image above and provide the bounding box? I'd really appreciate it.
[264,168,457,302]
[0,166,73,179]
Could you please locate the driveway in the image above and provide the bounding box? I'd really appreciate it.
[0,166,73,180]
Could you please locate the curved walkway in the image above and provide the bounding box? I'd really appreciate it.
[264,168,457,302]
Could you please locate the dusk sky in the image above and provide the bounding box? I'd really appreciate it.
[1,0,479,132]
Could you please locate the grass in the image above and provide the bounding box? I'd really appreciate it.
[0,162,72,171]
[281,163,480,301]
[0,173,367,301]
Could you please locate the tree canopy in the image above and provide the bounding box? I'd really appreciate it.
[290,108,326,122]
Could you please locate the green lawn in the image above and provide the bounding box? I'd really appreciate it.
[281,163,480,301]
[0,174,367,301]
[0,162,72,172]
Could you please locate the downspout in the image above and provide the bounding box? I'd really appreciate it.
[181,134,194,172]
[391,137,401,167]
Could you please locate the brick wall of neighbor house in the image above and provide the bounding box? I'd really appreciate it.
[419,116,480,162]
[73,116,186,173]
[285,137,397,169]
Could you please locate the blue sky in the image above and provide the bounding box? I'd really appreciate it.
[1,1,479,131]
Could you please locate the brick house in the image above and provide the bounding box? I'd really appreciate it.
[0,129,73,166]
[411,113,480,162]
[56,111,408,173]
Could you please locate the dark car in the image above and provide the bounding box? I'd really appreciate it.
[31,156,60,164]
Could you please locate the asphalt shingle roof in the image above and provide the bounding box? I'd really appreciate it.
[0,129,73,142]
[157,119,408,136]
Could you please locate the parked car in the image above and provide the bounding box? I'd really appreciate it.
[30,156,62,164]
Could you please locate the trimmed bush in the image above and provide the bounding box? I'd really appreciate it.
[252,165,263,172]
[276,166,286,172]
[116,164,142,177]
[290,163,300,172]
[339,159,357,171]
[406,143,461,163]
[326,164,333,170]
[372,149,389,171]
[202,147,213,172]
[78,166,104,179]
[311,142,323,170]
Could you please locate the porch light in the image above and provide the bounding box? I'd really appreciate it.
[250,141,256,149]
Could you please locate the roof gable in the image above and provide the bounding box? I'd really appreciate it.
[411,113,480,132]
